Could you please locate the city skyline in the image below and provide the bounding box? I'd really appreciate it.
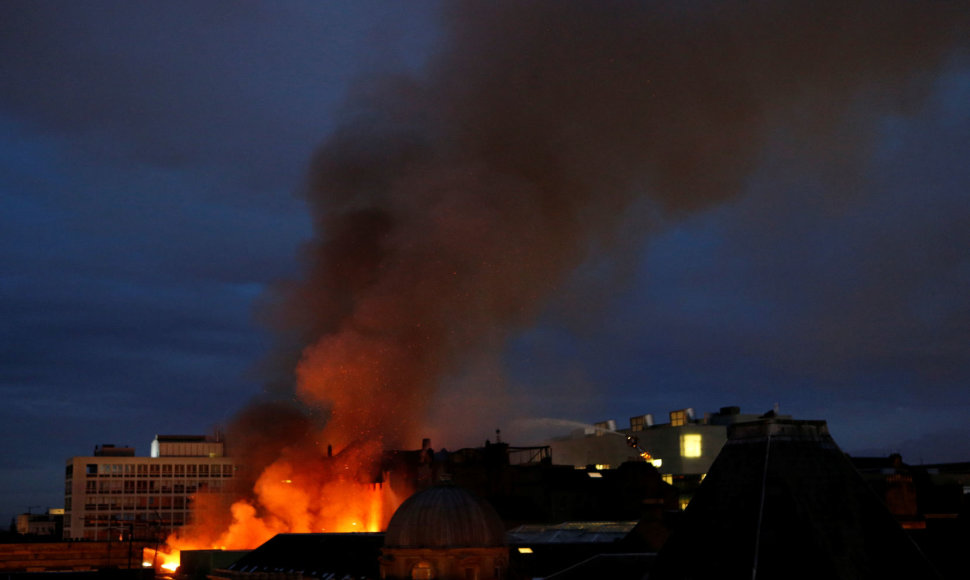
[2,1,969,526]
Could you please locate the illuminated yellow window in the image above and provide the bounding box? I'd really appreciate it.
[670,410,687,427]
[680,434,702,458]
[662,474,673,484]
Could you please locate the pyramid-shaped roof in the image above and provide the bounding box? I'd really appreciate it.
[650,418,940,580]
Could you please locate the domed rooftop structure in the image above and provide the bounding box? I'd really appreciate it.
[385,484,507,549]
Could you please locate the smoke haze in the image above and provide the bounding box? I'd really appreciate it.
[2,0,969,536]
[257,0,970,452]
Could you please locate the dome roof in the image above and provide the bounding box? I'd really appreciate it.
[384,485,506,549]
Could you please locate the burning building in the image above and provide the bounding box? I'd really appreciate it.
[181,414,956,580]
[151,0,970,564]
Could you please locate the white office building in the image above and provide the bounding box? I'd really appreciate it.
[63,435,237,541]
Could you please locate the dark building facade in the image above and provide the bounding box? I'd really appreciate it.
[381,485,508,580]
[650,418,942,580]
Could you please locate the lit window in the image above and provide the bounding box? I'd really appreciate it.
[630,416,644,432]
[518,547,534,554]
[662,474,673,484]
[651,458,663,468]
[670,410,687,427]
[680,434,702,458]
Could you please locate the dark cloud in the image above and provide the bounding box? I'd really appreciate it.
[0,1,440,522]
[0,0,437,203]
[1,0,969,525]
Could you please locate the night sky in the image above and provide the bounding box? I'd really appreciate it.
[2,1,969,526]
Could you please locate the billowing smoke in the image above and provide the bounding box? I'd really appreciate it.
[262,0,967,448]
[159,0,970,547]
[196,0,968,544]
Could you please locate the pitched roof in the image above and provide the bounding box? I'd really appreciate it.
[650,418,942,580]
[544,553,655,580]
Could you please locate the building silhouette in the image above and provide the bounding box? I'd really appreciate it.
[381,485,509,580]
[202,414,956,579]
[650,417,942,579]
[547,406,778,507]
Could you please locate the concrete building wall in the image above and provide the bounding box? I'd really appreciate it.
[635,424,728,476]
[547,407,775,478]
[547,429,643,469]
[0,541,154,572]
[64,436,237,541]
[151,435,224,458]
[548,423,726,476]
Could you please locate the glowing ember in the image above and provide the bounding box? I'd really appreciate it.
[143,547,180,573]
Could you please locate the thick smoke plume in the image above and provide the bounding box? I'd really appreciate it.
[271,0,967,447]
[182,0,969,548]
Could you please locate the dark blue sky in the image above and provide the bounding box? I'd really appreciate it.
[2,1,969,525]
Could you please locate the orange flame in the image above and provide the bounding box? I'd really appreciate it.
[143,547,180,573]
[154,438,408,569]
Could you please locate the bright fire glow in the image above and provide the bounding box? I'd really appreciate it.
[151,440,408,573]
[143,547,180,573]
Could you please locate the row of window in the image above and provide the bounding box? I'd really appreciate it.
[80,495,195,511]
[79,512,190,527]
[71,528,176,541]
[75,479,228,495]
[76,463,235,478]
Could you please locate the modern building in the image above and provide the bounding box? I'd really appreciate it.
[384,438,679,526]
[0,541,156,575]
[546,406,777,506]
[63,435,237,541]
